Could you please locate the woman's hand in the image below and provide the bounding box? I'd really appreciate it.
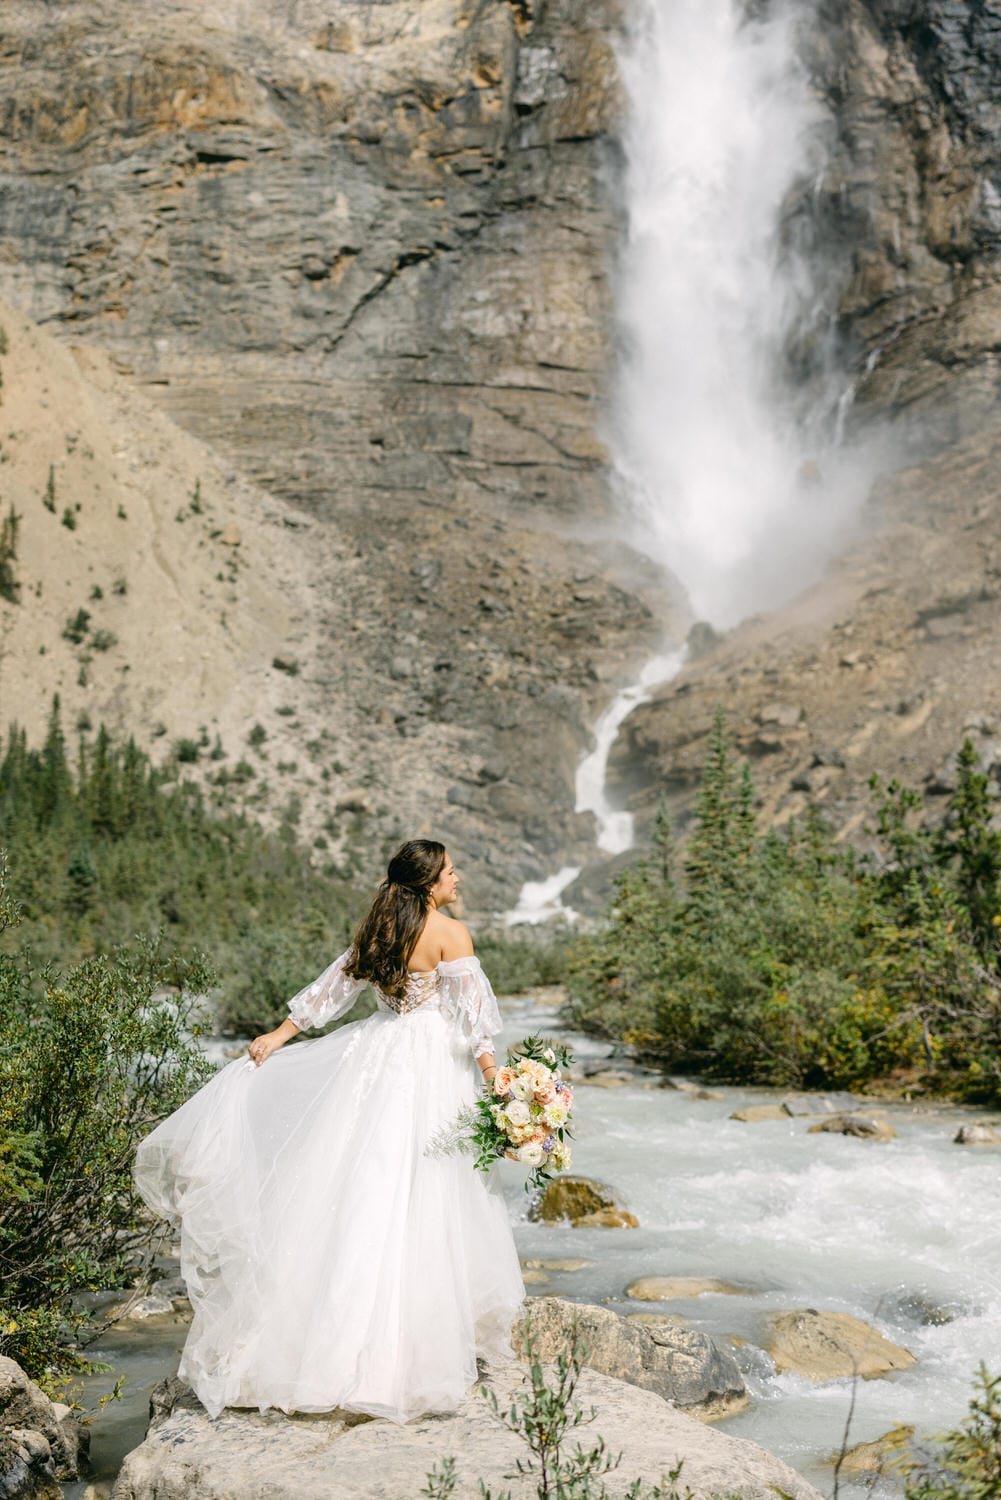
[248,1030,286,1067]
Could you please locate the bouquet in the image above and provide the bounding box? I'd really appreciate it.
[427,1035,575,1193]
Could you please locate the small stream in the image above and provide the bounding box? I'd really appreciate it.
[68,992,1001,1497]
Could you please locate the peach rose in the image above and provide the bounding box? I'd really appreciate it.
[493,1066,516,1097]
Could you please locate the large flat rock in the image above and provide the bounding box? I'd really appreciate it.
[113,1364,824,1500]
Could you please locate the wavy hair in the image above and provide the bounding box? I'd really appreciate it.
[345,839,447,1000]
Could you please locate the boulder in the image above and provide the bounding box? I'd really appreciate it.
[580,1070,632,1089]
[781,1093,858,1117]
[0,1356,89,1495]
[521,1258,592,1273]
[571,1208,639,1229]
[529,1176,629,1224]
[834,1424,914,1473]
[763,1310,916,1382]
[807,1114,897,1141]
[112,1363,824,1500]
[730,1104,788,1123]
[626,1277,745,1302]
[511,1298,746,1422]
[954,1122,1001,1145]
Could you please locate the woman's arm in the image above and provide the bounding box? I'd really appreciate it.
[438,919,496,1085]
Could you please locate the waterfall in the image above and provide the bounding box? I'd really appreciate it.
[609,0,858,628]
[506,0,865,923]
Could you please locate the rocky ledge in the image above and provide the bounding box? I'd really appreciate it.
[112,1361,822,1500]
[0,1355,89,1500]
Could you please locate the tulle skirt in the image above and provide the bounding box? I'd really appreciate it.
[134,1003,525,1422]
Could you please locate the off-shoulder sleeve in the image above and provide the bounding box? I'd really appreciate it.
[438,955,503,1060]
[287,949,366,1032]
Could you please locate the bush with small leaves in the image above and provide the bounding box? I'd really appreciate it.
[0,503,21,604]
[422,1313,739,1500]
[0,852,213,1386]
[90,629,117,652]
[901,1365,1001,1500]
[175,739,200,764]
[62,608,91,644]
[247,723,267,749]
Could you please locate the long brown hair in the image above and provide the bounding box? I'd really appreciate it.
[345,839,447,1000]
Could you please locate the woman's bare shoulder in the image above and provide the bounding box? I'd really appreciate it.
[429,909,474,962]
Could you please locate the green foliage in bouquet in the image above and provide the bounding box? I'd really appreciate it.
[567,710,1001,1102]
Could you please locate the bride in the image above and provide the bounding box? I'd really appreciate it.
[134,838,526,1423]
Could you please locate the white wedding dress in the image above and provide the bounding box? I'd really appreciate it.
[134,951,526,1423]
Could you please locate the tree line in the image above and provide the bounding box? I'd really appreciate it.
[566,711,1001,1104]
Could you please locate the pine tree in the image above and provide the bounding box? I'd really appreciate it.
[684,707,753,907]
[947,737,1001,959]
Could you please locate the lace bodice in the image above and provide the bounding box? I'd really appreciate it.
[376,969,442,1016]
[287,950,502,1059]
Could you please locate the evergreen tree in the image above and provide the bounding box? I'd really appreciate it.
[947,738,1001,958]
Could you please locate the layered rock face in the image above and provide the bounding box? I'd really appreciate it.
[0,0,677,911]
[814,0,1001,440]
[1,0,999,906]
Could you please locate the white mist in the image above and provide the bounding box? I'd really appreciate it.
[609,0,859,627]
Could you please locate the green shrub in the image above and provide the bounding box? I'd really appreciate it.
[0,854,213,1385]
[62,608,90,644]
[476,930,572,995]
[0,503,20,604]
[423,1312,738,1500]
[566,712,1001,1101]
[902,1365,1001,1499]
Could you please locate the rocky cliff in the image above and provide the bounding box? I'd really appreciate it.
[0,0,677,912]
[0,0,998,909]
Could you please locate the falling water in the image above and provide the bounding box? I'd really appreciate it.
[507,0,867,920]
[609,0,859,628]
[574,648,686,855]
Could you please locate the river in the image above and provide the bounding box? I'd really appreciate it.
[66,988,1001,1498]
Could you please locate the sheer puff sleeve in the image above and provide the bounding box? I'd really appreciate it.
[438,955,503,1060]
[287,949,367,1032]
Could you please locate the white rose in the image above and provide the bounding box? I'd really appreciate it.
[506,1099,531,1126]
[517,1142,545,1167]
[543,1047,556,1063]
[511,1074,533,1101]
